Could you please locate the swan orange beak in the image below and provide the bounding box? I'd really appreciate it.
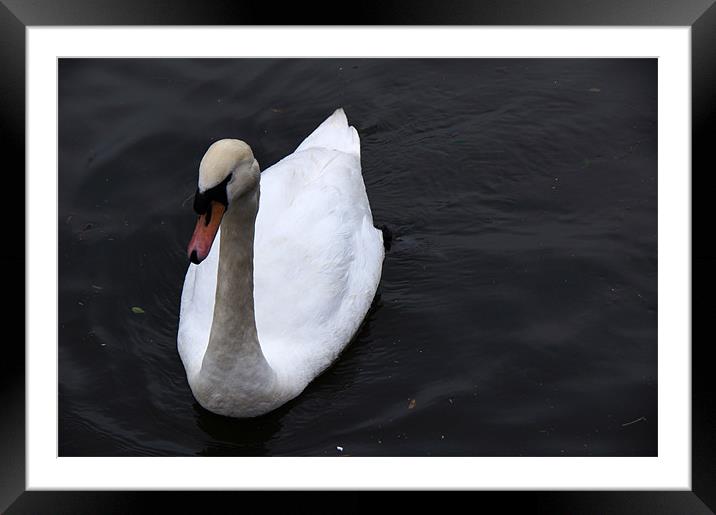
[188,201,225,264]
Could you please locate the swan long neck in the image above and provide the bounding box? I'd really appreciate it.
[207,187,262,366]
[193,185,282,417]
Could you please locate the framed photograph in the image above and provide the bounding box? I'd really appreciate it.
[3,0,713,512]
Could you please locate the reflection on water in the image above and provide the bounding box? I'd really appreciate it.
[59,58,657,456]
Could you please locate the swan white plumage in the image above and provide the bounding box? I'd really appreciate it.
[177,108,384,417]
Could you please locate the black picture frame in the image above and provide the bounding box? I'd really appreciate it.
[2,1,713,513]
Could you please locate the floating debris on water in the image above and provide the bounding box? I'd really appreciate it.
[336,446,343,452]
[621,416,646,427]
[131,306,145,314]
[408,399,416,409]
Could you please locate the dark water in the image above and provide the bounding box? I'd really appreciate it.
[59,58,657,457]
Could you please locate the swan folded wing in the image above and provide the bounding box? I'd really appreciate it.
[253,148,382,384]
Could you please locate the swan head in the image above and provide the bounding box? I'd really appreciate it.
[187,139,260,264]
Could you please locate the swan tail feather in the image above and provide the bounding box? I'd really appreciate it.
[295,108,360,157]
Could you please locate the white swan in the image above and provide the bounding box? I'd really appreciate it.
[177,109,384,418]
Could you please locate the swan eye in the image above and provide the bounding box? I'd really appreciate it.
[193,189,210,215]
[193,173,233,214]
